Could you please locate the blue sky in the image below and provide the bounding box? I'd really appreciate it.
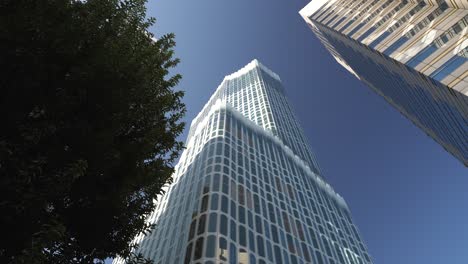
[139,1,467,263]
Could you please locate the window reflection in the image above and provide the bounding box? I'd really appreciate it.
[208,213,217,232]
[220,214,228,236]
[206,235,216,258]
[218,237,228,261]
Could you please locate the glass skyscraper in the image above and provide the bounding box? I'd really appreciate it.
[114,60,372,264]
[300,0,467,166]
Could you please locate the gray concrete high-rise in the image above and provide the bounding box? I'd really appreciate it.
[114,60,372,264]
[300,0,467,166]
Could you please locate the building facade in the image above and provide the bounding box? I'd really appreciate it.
[114,60,372,264]
[300,0,468,166]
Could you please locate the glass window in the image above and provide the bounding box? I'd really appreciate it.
[369,31,390,48]
[280,228,287,248]
[257,235,265,257]
[188,219,197,241]
[227,195,235,216]
[248,211,254,228]
[431,53,467,81]
[253,194,261,214]
[287,234,296,254]
[296,220,305,241]
[334,243,345,263]
[194,237,203,260]
[221,195,229,213]
[192,198,200,215]
[206,165,213,174]
[200,195,209,213]
[230,180,237,201]
[282,212,291,233]
[239,205,246,224]
[203,174,211,194]
[216,142,223,155]
[271,225,279,243]
[197,214,206,235]
[222,175,229,194]
[224,144,230,157]
[264,219,270,239]
[230,219,237,242]
[333,17,347,29]
[337,18,354,31]
[250,254,257,264]
[219,237,229,261]
[255,215,263,234]
[249,230,255,252]
[406,44,437,68]
[208,213,217,232]
[323,237,333,258]
[268,203,276,223]
[383,36,409,56]
[211,193,218,211]
[229,243,237,264]
[246,189,253,209]
[239,225,247,247]
[302,242,311,262]
[213,173,220,191]
[220,214,228,236]
[282,249,290,264]
[206,235,216,258]
[274,245,282,263]
[347,23,365,37]
[238,185,245,205]
[266,240,273,261]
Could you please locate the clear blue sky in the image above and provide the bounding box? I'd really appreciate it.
[141,1,467,263]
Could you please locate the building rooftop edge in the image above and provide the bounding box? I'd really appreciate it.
[299,0,332,19]
[190,59,280,129]
[225,59,281,82]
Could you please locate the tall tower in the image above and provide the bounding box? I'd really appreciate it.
[114,60,372,264]
[300,0,467,166]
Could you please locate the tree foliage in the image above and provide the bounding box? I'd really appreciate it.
[0,0,185,263]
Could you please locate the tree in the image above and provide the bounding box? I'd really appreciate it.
[0,0,185,263]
